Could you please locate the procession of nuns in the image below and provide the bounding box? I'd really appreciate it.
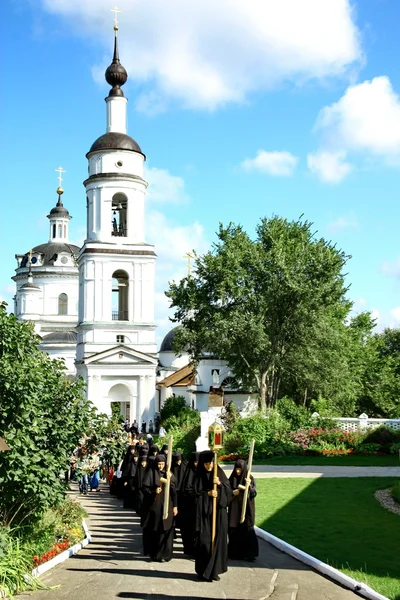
[110,440,259,582]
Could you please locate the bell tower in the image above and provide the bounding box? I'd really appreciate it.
[76,15,157,423]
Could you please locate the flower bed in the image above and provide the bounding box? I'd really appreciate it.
[220,424,400,460]
[32,541,70,567]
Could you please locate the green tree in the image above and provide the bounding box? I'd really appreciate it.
[167,217,350,412]
[357,327,400,417]
[0,304,92,525]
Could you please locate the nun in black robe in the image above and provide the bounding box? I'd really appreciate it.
[149,445,159,457]
[228,459,259,561]
[134,453,148,516]
[160,444,169,462]
[122,449,138,509]
[193,450,232,581]
[142,455,178,562]
[180,451,199,556]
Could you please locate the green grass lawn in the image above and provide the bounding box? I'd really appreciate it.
[255,477,400,600]
[251,454,400,466]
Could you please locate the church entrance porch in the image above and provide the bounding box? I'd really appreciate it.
[108,383,136,424]
[111,400,130,421]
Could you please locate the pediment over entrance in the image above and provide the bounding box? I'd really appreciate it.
[84,345,158,366]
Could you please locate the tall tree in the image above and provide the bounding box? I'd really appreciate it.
[0,303,92,524]
[167,217,350,412]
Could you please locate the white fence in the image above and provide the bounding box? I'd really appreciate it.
[313,412,400,432]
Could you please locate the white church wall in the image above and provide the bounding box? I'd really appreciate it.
[43,347,76,375]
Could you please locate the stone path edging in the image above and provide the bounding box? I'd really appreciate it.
[255,527,390,600]
[375,488,400,516]
[31,519,92,578]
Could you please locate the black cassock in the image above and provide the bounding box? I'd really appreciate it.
[122,453,138,509]
[133,459,148,517]
[193,453,232,581]
[142,462,177,562]
[179,452,199,556]
[228,459,259,561]
[171,452,187,529]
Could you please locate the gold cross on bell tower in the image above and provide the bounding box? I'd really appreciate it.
[111,6,121,31]
[184,252,195,277]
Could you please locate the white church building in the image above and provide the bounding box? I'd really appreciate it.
[12,24,256,424]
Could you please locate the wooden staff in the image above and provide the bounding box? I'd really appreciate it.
[162,435,173,520]
[240,439,255,524]
[211,450,218,553]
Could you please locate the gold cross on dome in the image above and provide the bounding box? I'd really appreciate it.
[111,6,121,30]
[184,252,195,277]
[55,166,66,188]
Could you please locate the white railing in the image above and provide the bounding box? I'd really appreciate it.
[312,412,400,432]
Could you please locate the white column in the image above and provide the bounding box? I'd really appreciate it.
[138,376,145,423]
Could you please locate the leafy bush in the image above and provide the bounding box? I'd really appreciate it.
[162,400,200,457]
[0,304,93,526]
[389,442,400,455]
[160,395,188,423]
[358,442,383,454]
[363,427,400,448]
[0,537,50,598]
[276,397,313,430]
[391,482,400,503]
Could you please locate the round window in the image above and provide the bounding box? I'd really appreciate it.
[116,160,123,168]
[60,256,68,264]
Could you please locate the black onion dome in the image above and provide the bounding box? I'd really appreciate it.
[49,195,70,217]
[29,242,80,266]
[87,132,144,156]
[160,326,189,353]
[105,34,127,97]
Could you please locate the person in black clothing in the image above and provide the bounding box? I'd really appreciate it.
[228,459,259,561]
[134,454,148,517]
[171,451,187,492]
[160,444,169,461]
[149,445,159,457]
[193,450,232,582]
[180,451,199,556]
[130,420,139,436]
[141,421,147,434]
[142,455,177,562]
[122,446,138,509]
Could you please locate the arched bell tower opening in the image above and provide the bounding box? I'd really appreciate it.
[112,270,129,321]
[111,192,127,237]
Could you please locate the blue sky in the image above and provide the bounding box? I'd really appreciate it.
[2,0,400,342]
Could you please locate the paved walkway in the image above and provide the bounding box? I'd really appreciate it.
[25,485,360,600]
[222,465,400,478]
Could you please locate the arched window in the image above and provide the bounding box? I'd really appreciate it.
[111,193,128,237]
[57,224,62,238]
[58,293,68,315]
[52,224,56,239]
[112,270,129,321]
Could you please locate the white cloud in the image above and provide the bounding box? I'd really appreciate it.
[241,150,298,176]
[145,167,188,204]
[326,211,359,233]
[311,77,400,171]
[307,150,353,183]
[390,307,400,324]
[42,0,362,111]
[381,257,400,278]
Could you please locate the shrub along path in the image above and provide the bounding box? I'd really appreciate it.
[23,483,359,600]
